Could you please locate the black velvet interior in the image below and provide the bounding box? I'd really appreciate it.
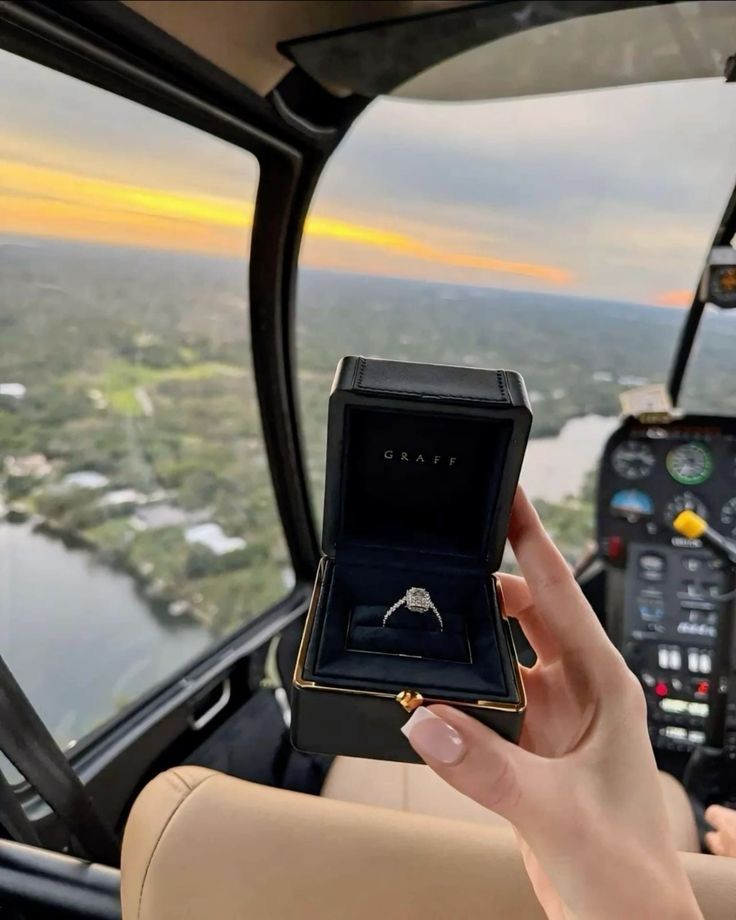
[305,558,511,699]
[348,604,469,662]
[340,407,512,560]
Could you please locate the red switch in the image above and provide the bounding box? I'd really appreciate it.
[654,681,668,698]
[607,536,624,562]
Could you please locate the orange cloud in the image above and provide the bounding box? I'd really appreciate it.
[0,157,572,285]
[654,288,693,308]
[304,214,572,285]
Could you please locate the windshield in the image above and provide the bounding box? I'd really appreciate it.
[297,76,736,560]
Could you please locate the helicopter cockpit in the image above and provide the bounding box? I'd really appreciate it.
[592,241,736,802]
[1,1,736,918]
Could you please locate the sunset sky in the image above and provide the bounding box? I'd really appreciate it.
[1,46,736,305]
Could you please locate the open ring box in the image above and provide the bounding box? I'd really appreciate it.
[292,356,532,762]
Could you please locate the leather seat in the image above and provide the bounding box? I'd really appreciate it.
[322,756,702,853]
[121,766,736,919]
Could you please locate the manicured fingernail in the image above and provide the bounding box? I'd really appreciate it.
[401,708,466,765]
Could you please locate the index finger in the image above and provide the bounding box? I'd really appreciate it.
[507,486,612,659]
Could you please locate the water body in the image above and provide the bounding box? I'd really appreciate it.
[0,413,620,764]
[0,521,213,754]
[521,414,620,503]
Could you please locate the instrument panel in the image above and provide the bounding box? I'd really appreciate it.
[599,419,736,547]
[597,416,736,759]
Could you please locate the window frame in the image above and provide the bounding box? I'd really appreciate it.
[0,0,351,831]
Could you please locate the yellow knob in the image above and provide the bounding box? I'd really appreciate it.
[673,510,707,540]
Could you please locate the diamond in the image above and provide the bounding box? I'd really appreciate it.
[405,587,431,612]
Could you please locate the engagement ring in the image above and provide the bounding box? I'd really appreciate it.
[382,587,443,631]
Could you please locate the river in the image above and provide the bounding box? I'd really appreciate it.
[521,414,619,503]
[0,413,618,767]
[0,521,213,756]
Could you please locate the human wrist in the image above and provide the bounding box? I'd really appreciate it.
[554,843,702,920]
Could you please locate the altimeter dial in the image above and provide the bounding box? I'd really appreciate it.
[611,441,656,481]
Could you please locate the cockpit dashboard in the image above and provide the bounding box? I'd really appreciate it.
[597,416,736,778]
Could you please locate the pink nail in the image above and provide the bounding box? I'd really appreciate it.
[401,708,466,765]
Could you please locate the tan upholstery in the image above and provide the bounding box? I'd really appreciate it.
[121,766,736,920]
[323,755,511,829]
[123,1,459,96]
[659,770,703,855]
[323,756,701,854]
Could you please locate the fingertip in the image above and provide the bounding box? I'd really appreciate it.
[705,830,724,856]
[705,804,728,828]
[402,706,467,766]
[426,704,501,741]
[495,573,533,619]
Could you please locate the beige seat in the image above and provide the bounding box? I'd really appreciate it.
[323,756,701,853]
[121,765,736,920]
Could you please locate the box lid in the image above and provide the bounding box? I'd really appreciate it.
[322,357,532,572]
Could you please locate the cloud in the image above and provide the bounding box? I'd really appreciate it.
[0,155,571,284]
[317,80,736,300]
[1,45,735,302]
[304,214,571,284]
[655,289,693,308]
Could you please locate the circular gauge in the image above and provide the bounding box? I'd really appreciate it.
[664,492,708,527]
[666,443,713,486]
[610,489,655,523]
[611,441,656,480]
[721,498,736,538]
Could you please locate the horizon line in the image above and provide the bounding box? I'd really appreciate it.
[0,229,691,313]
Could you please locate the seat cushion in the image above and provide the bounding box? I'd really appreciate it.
[122,766,544,920]
[121,766,736,920]
[322,755,510,828]
[323,757,700,853]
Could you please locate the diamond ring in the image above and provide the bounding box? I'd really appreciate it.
[382,587,443,631]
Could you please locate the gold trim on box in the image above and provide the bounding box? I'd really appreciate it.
[293,559,527,715]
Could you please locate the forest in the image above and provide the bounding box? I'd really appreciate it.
[3,237,736,630]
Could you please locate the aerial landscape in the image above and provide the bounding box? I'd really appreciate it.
[3,235,736,751]
[4,234,736,629]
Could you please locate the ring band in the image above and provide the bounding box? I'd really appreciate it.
[382,586,443,631]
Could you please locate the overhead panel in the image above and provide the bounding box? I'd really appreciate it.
[122,0,463,97]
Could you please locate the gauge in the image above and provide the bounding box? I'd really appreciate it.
[709,265,736,309]
[610,489,655,523]
[720,498,736,538]
[664,492,708,527]
[666,443,713,486]
[611,441,656,480]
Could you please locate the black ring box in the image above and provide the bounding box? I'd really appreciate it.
[292,356,532,762]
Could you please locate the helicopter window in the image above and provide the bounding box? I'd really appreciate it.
[298,76,736,564]
[0,48,291,771]
[679,307,736,415]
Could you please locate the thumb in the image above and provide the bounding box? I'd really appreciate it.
[401,704,543,826]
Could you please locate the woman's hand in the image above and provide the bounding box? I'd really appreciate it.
[401,486,702,920]
[705,804,736,857]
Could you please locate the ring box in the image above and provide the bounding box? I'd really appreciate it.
[291,356,532,762]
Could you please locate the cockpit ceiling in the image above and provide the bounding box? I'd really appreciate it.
[122,1,735,102]
[122,0,464,97]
